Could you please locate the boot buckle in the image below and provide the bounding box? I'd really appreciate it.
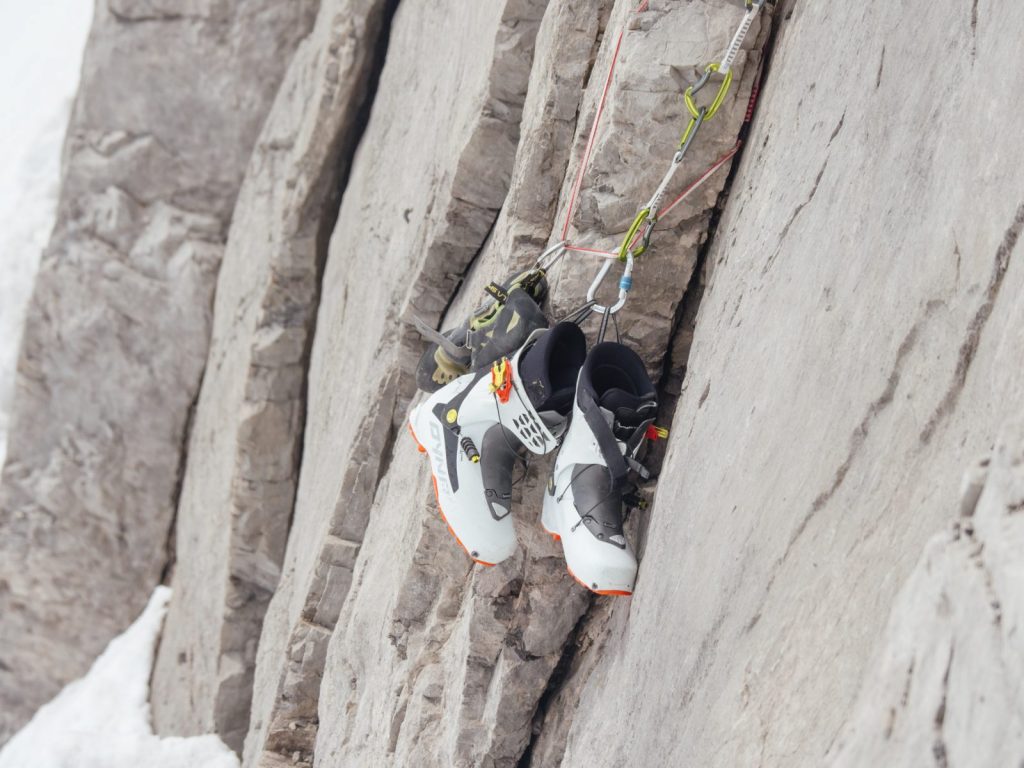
[489,358,514,404]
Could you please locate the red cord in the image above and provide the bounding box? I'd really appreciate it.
[657,142,740,218]
[560,0,651,241]
[565,244,619,258]
[621,142,741,252]
[745,81,760,122]
[560,1,745,260]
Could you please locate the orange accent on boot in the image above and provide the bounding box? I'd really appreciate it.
[430,475,496,567]
[408,422,427,452]
[566,563,632,597]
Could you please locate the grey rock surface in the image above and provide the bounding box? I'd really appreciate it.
[241,1,550,764]
[827,431,1024,767]
[6,0,1024,762]
[310,1,765,766]
[148,0,394,753]
[550,1,1024,765]
[0,0,316,742]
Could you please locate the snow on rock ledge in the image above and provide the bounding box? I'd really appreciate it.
[0,0,317,741]
[0,588,238,768]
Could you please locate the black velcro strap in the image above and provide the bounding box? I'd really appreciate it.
[578,387,629,490]
[484,282,508,303]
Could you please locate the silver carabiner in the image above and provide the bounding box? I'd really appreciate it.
[536,240,567,271]
[586,249,634,315]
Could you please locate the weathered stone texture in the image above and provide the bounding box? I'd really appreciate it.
[148,0,395,753]
[550,1,1024,765]
[827,430,1024,767]
[0,0,316,742]
[241,1,550,765]
[311,1,766,766]
[9,0,1023,763]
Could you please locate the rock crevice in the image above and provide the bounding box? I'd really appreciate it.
[0,0,316,740]
[149,0,403,752]
[6,0,1024,765]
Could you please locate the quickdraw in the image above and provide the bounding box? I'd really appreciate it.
[620,0,766,263]
[542,0,769,334]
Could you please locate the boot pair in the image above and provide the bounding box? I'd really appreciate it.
[408,322,659,595]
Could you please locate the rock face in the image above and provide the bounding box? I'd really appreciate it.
[543,0,1024,763]
[0,0,316,741]
[309,1,766,766]
[827,432,1024,767]
[149,0,396,752]
[241,1,559,763]
[5,0,1024,764]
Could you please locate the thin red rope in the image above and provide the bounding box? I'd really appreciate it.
[660,143,740,218]
[560,1,761,261]
[621,143,740,252]
[565,244,619,258]
[560,29,625,241]
[560,0,651,241]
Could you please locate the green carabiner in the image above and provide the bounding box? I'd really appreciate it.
[618,208,652,262]
[683,62,733,136]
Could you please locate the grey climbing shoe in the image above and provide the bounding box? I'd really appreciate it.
[414,268,549,393]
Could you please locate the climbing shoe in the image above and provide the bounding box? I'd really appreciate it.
[409,322,587,565]
[414,268,550,393]
[541,342,659,595]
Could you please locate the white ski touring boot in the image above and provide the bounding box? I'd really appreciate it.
[409,322,587,565]
[541,342,659,595]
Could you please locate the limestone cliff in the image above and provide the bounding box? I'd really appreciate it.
[3,0,1024,765]
[0,0,316,740]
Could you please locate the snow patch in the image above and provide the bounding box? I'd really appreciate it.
[0,588,239,768]
[0,0,93,464]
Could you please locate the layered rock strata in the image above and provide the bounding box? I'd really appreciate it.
[547,1,1024,765]
[149,0,396,752]
[310,1,767,765]
[240,1,553,764]
[6,0,1022,764]
[0,0,316,740]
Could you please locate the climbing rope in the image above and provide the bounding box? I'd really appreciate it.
[542,0,769,331]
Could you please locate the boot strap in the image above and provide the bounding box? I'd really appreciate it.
[412,315,469,358]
